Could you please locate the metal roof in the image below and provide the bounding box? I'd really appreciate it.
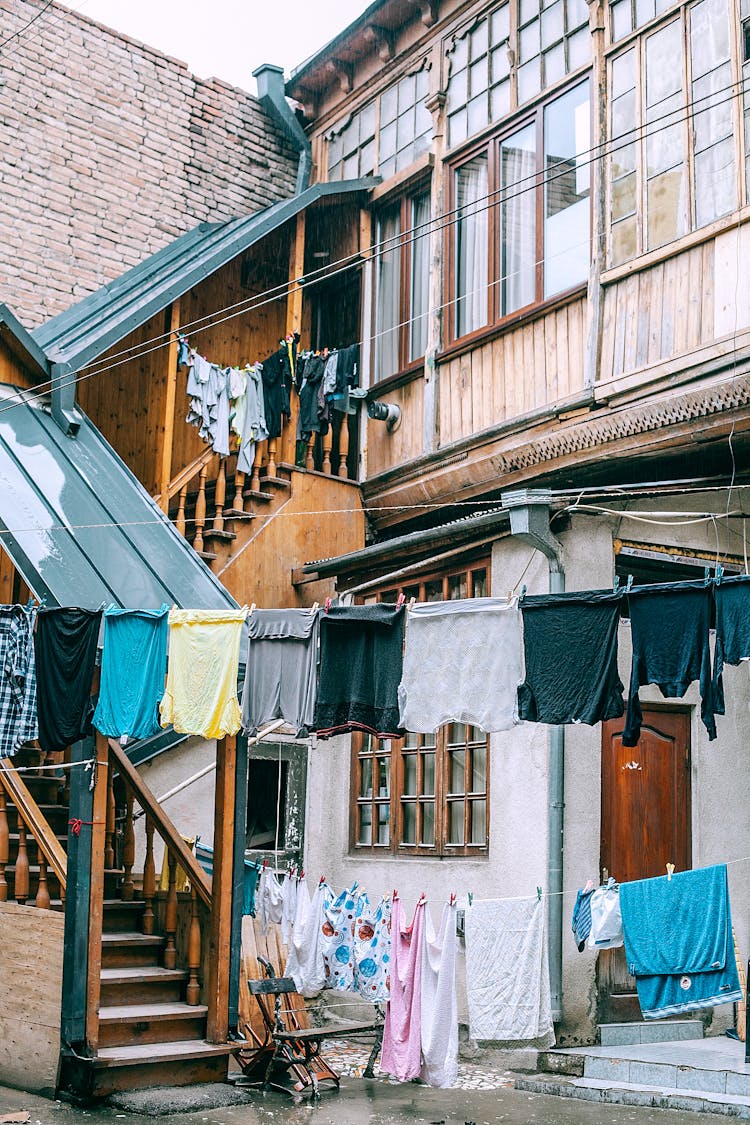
[0,386,238,611]
[32,178,379,374]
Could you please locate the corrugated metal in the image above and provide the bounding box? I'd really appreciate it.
[0,386,238,611]
[33,179,379,374]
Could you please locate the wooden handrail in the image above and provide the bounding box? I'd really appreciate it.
[0,760,67,892]
[153,445,218,507]
[107,739,212,907]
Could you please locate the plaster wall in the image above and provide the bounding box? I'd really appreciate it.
[134,737,217,874]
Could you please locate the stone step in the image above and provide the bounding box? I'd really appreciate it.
[582,1050,750,1098]
[515,1073,750,1118]
[600,1019,704,1046]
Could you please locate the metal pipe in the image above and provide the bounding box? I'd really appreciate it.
[501,489,565,1023]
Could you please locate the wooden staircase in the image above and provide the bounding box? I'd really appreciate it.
[0,740,236,1100]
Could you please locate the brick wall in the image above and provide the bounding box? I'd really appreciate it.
[0,0,299,329]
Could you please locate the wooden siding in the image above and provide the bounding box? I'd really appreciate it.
[0,338,37,389]
[600,241,716,384]
[366,376,425,478]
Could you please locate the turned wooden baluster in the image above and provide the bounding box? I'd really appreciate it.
[104,768,116,869]
[193,464,208,553]
[306,432,316,471]
[267,439,278,479]
[164,852,178,970]
[121,790,135,901]
[186,885,201,1004]
[232,470,245,514]
[176,485,188,538]
[15,822,29,905]
[36,855,51,910]
[322,426,333,475]
[0,789,8,902]
[338,413,350,478]
[250,443,262,492]
[212,458,226,533]
[142,814,156,936]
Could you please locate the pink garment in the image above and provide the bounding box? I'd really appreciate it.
[380,895,426,1082]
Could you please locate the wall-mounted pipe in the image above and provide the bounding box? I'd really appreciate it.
[253,64,312,195]
[501,488,565,1022]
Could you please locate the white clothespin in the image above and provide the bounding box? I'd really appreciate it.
[309,602,319,615]
[249,602,257,614]
[666,863,675,882]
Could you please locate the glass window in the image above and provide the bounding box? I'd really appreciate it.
[456,154,490,336]
[374,205,401,381]
[373,188,431,382]
[500,124,537,314]
[544,81,591,297]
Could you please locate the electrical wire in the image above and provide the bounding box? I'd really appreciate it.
[0,0,55,52]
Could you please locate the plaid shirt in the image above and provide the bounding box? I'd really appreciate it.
[0,606,38,759]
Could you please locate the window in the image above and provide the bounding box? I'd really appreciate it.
[446,0,590,149]
[327,67,431,182]
[451,78,590,339]
[245,742,306,865]
[351,560,490,856]
[373,188,431,380]
[609,0,737,266]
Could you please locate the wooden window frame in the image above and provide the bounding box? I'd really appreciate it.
[349,557,491,857]
[446,75,591,345]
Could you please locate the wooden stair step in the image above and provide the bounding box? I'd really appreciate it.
[98,1002,209,1048]
[101,931,166,969]
[100,965,189,1005]
[196,549,218,563]
[202,528,236,543]
[99,1002,208,1023]
[259,476,291,491]
[94,1040,235,1065]
[102,898,146,932]
[62,1039,233,1097]
[101,931,165,947]
[241,488,273,503]
[4,803,71,833]
[223,508,255,521]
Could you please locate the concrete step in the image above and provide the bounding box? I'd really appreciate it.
[600,1019,704,1046]
[582,1050,750,1097]
[515,1073,750,1118]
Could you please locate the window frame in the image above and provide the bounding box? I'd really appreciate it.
[349,557,492,858]
[446,76,591,345]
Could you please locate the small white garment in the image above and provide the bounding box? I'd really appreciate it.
[257,866,284,935]
[465,897,554,1045]
[398,598,522,733]
[285,880,334,996]
[281,872,298,947]
[588,878,623,949]
[420,901,458,1088]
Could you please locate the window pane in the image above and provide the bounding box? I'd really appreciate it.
[404,729,419,748]
[611,215,638,264]
[472,744,487,791]
[694,140,735,226]
[448,109,468,149]
[410,193,430,363]
[361,102,376,141]
[374,206,401,380]
[402,801,416,844]
[491,44,510,82]
[377,803,390,845]
[421,801,435,846]
[381,85,398,125]
[450,749,466,793]
[544,80,590,298]
[448,573,467,599]
[646,21,682,107]
[647,169,686,248]
[470,800,487,845]
[378,756,390,797]
[423,752,436,796]
[520,19,540,61]
[358,804,372,845]
[456,154,489,336]
[541,2,564,47]
[467,94,489,139]
[446,66,468,114]
[472,568,487,597]
[566,0,589,30]
[611,0,632,40]
[422,729,437,748]
[403,752,417,795]
[635,0,655,26]
[448,800,465,844]
[380,121,397,160]
[470,56,489,97]
[690,0,734,227]
[491,5,510,43]
[544,43,566,86]
[521,0,540,23]
[360,757,373,798]
[425,579,443,601]
[612,172,637,220]
[399,72,416,110]
[449,722,467,744]
[567,27,591,70]
[518,58,541,105]
[500,124,536,314]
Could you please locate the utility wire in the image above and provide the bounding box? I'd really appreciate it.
[0,0,55,52]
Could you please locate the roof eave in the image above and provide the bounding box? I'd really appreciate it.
[0,303,50,380]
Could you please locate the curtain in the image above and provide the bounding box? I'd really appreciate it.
[375,206,401,379]
[501,125,536,315]
[409,192,431,361]
[456,155,489,337]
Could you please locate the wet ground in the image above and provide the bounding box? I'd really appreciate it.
[0,1080,723,1124]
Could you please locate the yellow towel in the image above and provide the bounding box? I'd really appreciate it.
[159,608,247,739]
[159,835,196,893]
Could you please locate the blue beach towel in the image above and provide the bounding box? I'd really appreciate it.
[620,864,742,1019]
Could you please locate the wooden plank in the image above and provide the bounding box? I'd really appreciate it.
[491,336,504,425]
[621,273,639,375]
[0,762,66,888]
[555,310,569,400]
[61,736,96,1050]
[671,252,690,358]
[206,735,236,1043]
[157,300,181,512]
[283,213,306,467]
[533,317,546,410]
[701,237,715,345]
[647,263,665,366]
[567,300,585,394]
[470,345,484,435]
[635,270,651,371]
[544,313,558,404]
[228,732,249,1034]
[85,732,110,1052]
[685,245,703,350]
[600,285,617,383]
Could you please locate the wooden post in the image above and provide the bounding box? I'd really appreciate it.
[164,852,178,970]
[212,458,226,533]
[186,886,201,1005]
[206,735,236,1043]
[158,299,181,513]
[61,737,95,1051]
[321,427,333,474]
[250,443,263,492]
[193,464,208,552]
[0,788,8,902]
[142,814,156,936]
[36,856,51,910]
[337,413,350,478]
[283,211,306,467]
[266,439,278,480]
[121,789,135,901]
[228,732,249,1033]
[15,822,29,904]
[104,768,115,870]
[306,431,316,471]
[85,732,109,1053]
[176,485,188,538]
[232,470,245,514]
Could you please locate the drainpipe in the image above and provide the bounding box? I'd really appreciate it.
[253,64,311,195]
[51,360,82,437]
[501,488,565,1023]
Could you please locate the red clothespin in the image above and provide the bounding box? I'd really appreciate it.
[392,888,399,901]
[449,892,457,906]
[396,592,405,609]
[262,857,269,869]
[299,869,305,880]
[324,596,332,614]
[319,873,326,885]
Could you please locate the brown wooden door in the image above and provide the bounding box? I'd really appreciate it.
[598,707,691,1019]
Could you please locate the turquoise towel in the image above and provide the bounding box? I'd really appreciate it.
[93,605,169,740]
[620,864,742,1019]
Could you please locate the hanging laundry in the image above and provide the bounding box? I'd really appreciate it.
[159,607,247,739]
[398,598,521,733]
[314,603,406,739]
[465,897,554,1045]
[281,871,298,946]
[517,590,625,725]
[256,865,284,935]
[212,367,231,457]
[353,893,391,1002]
[420,900,458,1088]
[236,363,268,475]
[243,858,260,917]
[290,871,311,946]
[34,607,101,753]
[297,354,325,439]
[322,350,338,396]
[93,606,169,741]
[176,333,190,367]
[712,574,750,708]
[285,879,334,997]
[320,882,360,991]
[0,605,38,759]
[620,864,742,1019]
[241,609,318,736]
[260,345,292,439]
[381,895,426,1083]
[588,878,623,949]
[623,580,717,746]
[571,884,594,951]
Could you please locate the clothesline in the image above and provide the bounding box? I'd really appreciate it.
[0,757,96,773]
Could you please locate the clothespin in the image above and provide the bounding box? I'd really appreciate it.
[319,873,326,885]
[625,574,634,592]
[613,575,620,593]
[262,857,269,869]
[715,565,724,585]
[467,891,473,906]
[299,869,305,879]
[25,596,35,611]
[310,601,319,615]
[324,596,332,614]
[449,892,457,906]
[519,584,527,602]
[407,596,416,610]
[396,592,405,609]
[392,888,399,901]
[506,589,513,604]
[537,886,543,901]
[666,863,675,881]
[250,602,257,614]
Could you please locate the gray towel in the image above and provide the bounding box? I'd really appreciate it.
[241,609,318,735]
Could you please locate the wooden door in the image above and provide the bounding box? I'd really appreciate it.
[598,707,691,1019]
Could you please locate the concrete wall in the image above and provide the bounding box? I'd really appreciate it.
[0,902,64,1096]
[134,737,217,874]
[303,498,750,1045]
